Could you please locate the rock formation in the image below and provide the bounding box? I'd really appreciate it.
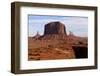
[33,32,40,39]
[44,21,67,35]
[38,21,68,40]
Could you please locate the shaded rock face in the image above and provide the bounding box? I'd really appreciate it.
[44,22,67,35]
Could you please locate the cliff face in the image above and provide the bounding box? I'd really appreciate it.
[44,22,67,35]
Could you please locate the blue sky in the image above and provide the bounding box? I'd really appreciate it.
[28,15,88,37]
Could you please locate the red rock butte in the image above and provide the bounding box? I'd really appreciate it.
[44,21,67,35]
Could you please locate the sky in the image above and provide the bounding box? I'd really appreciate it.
[28,15,88,37]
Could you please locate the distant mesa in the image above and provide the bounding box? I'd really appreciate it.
[44,21,67,35]
[33,32,40,39]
